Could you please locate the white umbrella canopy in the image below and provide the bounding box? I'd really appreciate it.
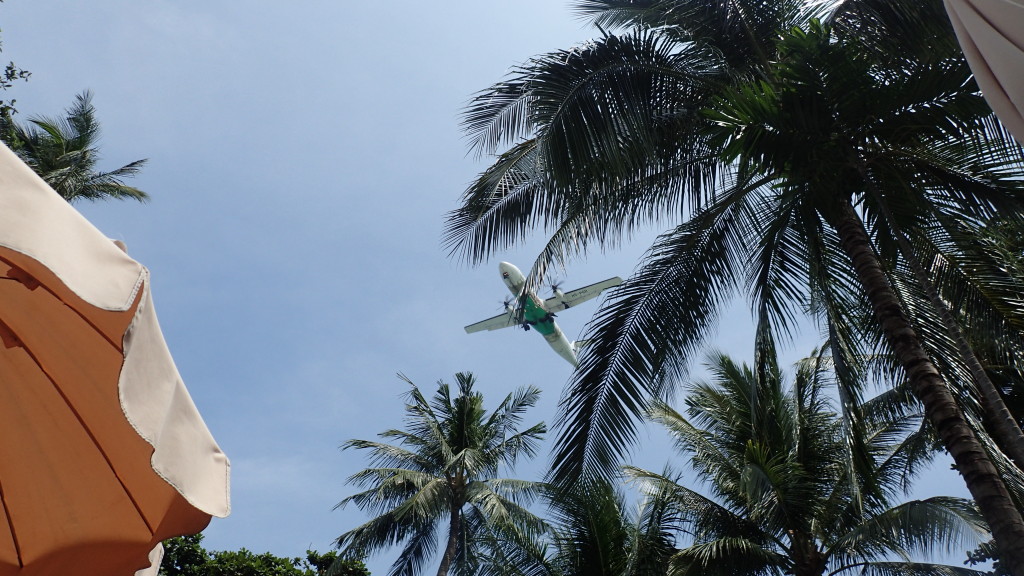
[0,143,229,575]
[945,0,1024,143]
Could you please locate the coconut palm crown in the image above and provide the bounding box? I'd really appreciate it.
[630,350,991,576]
[1,91,148,203]
[335,373,546,576]
[481,478,676,576]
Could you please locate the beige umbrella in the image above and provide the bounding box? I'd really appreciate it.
[0,143,230,575]
[945,0,1024,143]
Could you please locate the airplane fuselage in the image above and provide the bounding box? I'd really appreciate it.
[465,263,621,366]
[500,262,580,365]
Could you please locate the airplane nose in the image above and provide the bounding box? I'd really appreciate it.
[499,262,525,288]
[499,261,515,278]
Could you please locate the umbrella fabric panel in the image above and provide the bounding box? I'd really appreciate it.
[945,0,1024,143]
[120,286,231,516]
[0,142,229,575]
[0,347,154,574]
[0,248,211,575]
[0,152,144,314]
[0,144,230,522]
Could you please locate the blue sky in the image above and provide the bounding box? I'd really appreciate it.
[1,2,972,573]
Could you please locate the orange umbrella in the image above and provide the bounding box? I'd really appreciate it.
[945,0,1024,143]
[0,143,230,575]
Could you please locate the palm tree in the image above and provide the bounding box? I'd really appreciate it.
[444,0,1024,568]
[482,479,676,576]
[629,350,990,576]
[334,372,547,576]
[1,91,148,203]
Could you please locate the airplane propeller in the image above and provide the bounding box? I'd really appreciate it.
[501,296,531,330]
[548,279,567,302]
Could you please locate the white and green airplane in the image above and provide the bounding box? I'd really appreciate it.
[464,262,623,366]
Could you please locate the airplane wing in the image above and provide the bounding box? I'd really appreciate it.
[464,311,519,333]
[543,277,623,311]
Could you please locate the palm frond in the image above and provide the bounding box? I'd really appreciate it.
[840,561,990,576]
[670,537,786,576]
[826,497,988,563]
[341,439,435,472]
[550,181,757,485]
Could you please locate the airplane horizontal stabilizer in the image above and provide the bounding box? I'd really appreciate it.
[572,339,593,353]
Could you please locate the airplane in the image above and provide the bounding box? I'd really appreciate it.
[464,262,623,366]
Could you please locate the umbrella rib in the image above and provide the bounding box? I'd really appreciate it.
[0,256,125,352]
[0,317,156,535]
[0,478,25,568]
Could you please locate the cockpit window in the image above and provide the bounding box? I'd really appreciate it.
[502,272,509,278]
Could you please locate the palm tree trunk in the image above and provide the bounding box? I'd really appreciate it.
[436,502,461,576]
[895,233,1024,471]
[834,200,1024,576]
[860,175,1024,471]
